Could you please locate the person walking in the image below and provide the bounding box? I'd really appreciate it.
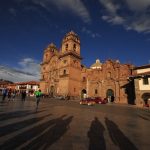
[7,89,12,101]
[2,88,7,102]
[34,89,42,110]
[21,91,26,101]
[12,90,16,101]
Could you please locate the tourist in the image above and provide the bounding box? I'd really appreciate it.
[7,89,12,101]
[21,91,26,101]
[34,89,42,110]
[12,90,16,101]
[2,88,7,102]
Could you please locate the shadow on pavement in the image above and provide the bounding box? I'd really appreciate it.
[22,115,73,150]
[0,114,52,137]
[88,117,106,150]
[0,115,73,149]
[0,110,46,121]
[137,115,150,121]
[105,117,138,150]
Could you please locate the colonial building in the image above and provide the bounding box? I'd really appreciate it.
[40,31,135,104]
[130,65,150,106]
[15,81,40,95]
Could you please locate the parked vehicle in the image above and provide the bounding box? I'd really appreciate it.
[80,97,107,105]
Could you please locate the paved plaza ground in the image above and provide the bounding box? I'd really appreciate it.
[0,96,150,150]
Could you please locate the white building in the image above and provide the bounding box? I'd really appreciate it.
[131,65,150,106]
[15,81,39,96]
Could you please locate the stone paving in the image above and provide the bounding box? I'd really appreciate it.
[0,97,150,150]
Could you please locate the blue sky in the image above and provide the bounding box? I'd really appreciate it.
[0,0,150,81]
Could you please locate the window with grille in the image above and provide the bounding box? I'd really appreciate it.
[143,78,149,85]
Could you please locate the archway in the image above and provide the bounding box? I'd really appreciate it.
[141,93,150,105]
[81,89,87,99]
[106,89,114,102]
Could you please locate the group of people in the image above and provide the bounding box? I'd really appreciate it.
[1,88,17,102]
[1,88,42,110]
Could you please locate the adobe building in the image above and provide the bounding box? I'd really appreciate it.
[40,31,135,104]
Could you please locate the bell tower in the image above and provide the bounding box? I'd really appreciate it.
[43,43,57,63]
[61,31,80,55]
[40,43,58,93]
[58,31,82,97]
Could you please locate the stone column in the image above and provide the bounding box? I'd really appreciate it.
[115,81,120,103]
[86,78,89,97]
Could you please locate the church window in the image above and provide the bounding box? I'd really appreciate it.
[107,72,111,78]
[65,44,68,51]
[95,89,98,94]
[45,54,48,60]
[143,78,149,85]
[73,44,76,51]
[63,69,66,75]
[83,77,86,82]
[63,60,67,64]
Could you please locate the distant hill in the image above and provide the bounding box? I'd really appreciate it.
[0,65,40,82]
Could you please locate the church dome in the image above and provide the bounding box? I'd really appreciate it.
[90,59,102,69]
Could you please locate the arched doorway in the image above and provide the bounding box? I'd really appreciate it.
[106,89,114,102]
[50,86,55,97]
[141,93,150,105]
[81,89,87,99]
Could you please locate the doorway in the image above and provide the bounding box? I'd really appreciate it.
[81,89,87,99]
[50,86,55,97]
[106,89,114,102]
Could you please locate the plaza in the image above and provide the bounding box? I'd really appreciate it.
[0,97,149,150]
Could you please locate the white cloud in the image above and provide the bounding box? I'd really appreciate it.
[99,0,150,33]
[126,15,150,33]
[18,58,40,76]
[100,0,120,14]
[102,15,125,25]
[125,0,150,11]
[82,27,101,38]
[16,0,91,23]
[0,58,40,82]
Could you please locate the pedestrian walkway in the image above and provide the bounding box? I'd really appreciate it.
[0,98,149,150]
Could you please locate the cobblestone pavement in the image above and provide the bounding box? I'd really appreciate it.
[0,97,150,150]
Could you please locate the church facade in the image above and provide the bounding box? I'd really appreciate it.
[40,31,135,104]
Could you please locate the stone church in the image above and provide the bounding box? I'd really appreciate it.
[40,31,135,104]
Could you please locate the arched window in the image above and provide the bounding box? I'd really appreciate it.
[95,89,98,94]
[45,54,48,60]
[83,77,86,82]
[63,69,66,75]
[65,44,68,51]
[73,44,76,51]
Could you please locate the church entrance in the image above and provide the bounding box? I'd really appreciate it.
[50,86,55,97]
[81,89,87,99]
[106,89,114,102]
